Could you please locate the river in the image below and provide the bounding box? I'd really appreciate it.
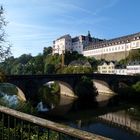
[45,95,140,140]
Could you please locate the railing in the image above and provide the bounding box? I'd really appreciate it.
[0,105,110,140]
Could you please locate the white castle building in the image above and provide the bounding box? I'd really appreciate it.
[83,32,140,61]
[53,34,72,55]
[52,32,102,55]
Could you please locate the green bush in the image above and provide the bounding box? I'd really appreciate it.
[132,81,140,93]
[61,66,93,74]
[118,81,140,100]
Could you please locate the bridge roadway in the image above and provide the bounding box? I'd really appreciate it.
[5,73,140,100]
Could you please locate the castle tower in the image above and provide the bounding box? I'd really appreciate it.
[88,31,91,38]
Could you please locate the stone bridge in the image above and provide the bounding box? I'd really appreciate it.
[5,74,139,99]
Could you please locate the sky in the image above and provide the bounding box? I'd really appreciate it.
[1,0,140,57]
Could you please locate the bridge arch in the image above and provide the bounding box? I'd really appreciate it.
[58,81,75,97]
[40,80,75,98]
[93,80,116,96]
[0,83,26,102]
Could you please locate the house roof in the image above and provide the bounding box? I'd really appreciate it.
[115,64,126,69]
[69,59,91,67]
[98,61,116,66]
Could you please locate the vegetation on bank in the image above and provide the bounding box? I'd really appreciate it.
[118,49,140,65]
[74,76,98,108]
[0,50,101,75]
[75,76,97,98]
[118,81,140,100]
[60,66,93,74]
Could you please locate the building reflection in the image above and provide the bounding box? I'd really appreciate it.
[98,111,140,134]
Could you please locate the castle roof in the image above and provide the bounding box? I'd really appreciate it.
[56,34,71,40]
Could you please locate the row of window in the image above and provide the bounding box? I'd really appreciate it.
[98,66,114,69]
[127,67,140,70]
[101,71,114,73]
[86,45,129,54]
[93,37,140,48]
[85,41,140,56]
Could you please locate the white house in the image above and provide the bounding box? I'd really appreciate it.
[127,61,140,75]
[98,61,115,74]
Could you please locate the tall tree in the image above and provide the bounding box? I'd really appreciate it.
[0,6,11,61]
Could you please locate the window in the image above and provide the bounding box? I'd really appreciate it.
[102,67,106,69]
[136,42,139,47]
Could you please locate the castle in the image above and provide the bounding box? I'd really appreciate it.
[53,32,140,61]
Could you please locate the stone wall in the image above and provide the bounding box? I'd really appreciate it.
[93,51,130,61]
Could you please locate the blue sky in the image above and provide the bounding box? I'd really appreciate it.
[1,0,140,57]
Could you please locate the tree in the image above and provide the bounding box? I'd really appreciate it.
[0,6,11,61]
[75,76,97,99]
[87,57,100,71]
[44,64,55,74]
[128,49,140,62]
[43,46,52,56]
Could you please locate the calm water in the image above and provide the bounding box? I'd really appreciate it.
[46,95,140,140]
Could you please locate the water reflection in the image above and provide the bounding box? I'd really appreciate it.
[37,83,60,113]
[40,91,140,140]
[98,110,140,134]
[47,95,76,116]
[62,104,140,140]
[0,83,26,108]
